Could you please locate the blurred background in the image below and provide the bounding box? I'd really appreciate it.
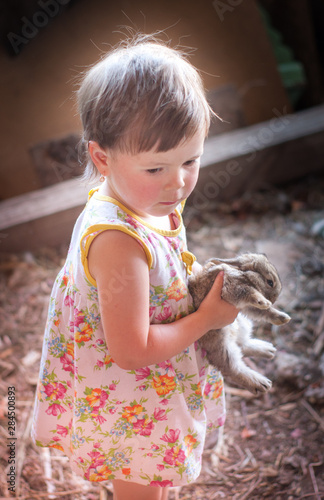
[0,0,324,251]
[0,2,324,499]
[0,0,323,195]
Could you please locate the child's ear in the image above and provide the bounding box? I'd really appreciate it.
[88,141,109,175]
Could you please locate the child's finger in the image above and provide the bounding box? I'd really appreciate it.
[200,270,224,306]
[210,270,224,296]
[198,270,238,329]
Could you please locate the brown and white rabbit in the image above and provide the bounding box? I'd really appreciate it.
[188,253,291,394]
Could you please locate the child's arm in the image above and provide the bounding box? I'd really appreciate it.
[89,230,238,370]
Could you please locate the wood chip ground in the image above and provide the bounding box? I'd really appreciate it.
[0,175,323,499]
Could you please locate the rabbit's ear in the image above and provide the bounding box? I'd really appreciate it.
[205,261,221,272]
[207,257,243,267]
[208,253,268,271]
[207,258,222,265]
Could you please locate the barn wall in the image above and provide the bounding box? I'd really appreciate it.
[0,0,290,199]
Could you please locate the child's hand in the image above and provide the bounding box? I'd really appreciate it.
[197,271,239,331]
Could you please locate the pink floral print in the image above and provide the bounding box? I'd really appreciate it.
[31,191,225,487]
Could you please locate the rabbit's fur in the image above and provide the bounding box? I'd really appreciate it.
[188,253,291,394]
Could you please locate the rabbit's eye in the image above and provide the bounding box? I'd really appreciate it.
[267,279,274,287]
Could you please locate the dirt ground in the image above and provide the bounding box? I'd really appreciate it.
[0,174,323,499]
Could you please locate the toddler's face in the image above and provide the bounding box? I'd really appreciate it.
[104,132,205,220]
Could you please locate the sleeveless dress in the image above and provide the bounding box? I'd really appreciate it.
[31,188,226,487]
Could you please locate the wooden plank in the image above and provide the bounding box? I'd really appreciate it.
[0,105,323,253]
[0,207,84,255]
[201,104,324,167]
[190,130,324,214]
[0,178,92,231]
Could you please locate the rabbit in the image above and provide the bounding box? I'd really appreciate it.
[188,253,291,394]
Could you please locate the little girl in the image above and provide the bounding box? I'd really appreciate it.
[32,35,238,500]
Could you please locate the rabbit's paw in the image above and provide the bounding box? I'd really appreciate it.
[229,369,272,394]
[249,291,272,309]
[253,340,276,359]
[262,342,277,359]
[255,297,272,309]
[272,311,291,325]
[252,375,272,394]
[241,339,276,359]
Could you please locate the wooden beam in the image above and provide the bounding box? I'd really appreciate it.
[0,207,84,254]
[0,105,324,253]
[0,178,91,231]
[187,104,324,213]
[201,104,324,166]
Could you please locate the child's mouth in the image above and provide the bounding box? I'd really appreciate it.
[160,200,179,206]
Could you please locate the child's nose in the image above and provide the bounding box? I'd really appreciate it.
[165,169,185,191]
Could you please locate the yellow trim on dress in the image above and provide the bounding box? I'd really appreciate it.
[88,187,99,201]
[181,251,197,275]
[80,223,153,287]
[92,190,183,237]
[180,199,186,214]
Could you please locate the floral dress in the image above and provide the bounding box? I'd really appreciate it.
[31,188,225,487]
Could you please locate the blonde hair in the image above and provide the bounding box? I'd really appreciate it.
[77,35,214,179]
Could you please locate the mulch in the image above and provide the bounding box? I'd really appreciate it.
[0,174,323,499]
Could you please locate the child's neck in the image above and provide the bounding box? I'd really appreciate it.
[144,214,176,231]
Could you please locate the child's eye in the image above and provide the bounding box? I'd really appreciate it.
[184,159,198,167]
[146,168,162,174]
